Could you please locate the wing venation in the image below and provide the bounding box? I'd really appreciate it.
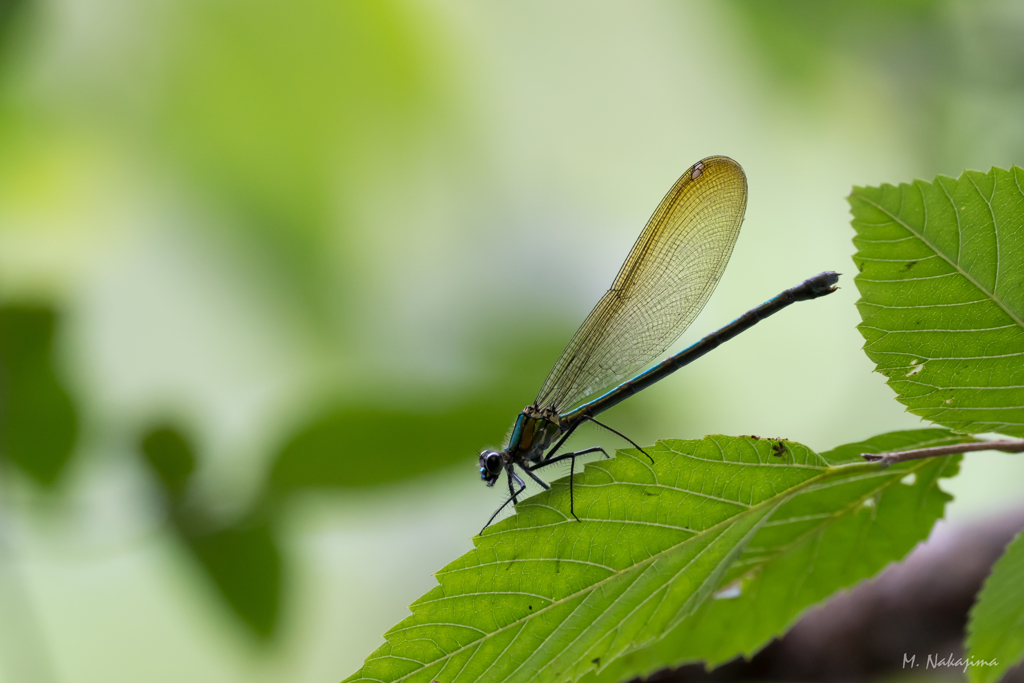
[535,156,748,411]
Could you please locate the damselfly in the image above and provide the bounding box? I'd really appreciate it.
[478,156,838,530]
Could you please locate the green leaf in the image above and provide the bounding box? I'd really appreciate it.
[138,425,282,639]
[726,0,946,89]
[268,401,512,492]
[185,519,282,640]
[344,435,904,683]
[0,305,78,486]
[268,338,573,492]
[966,530,1024,683]
[849,165,1024,437]
[141,426,196,502]
[0,0,29,57]
[584,428,966,683]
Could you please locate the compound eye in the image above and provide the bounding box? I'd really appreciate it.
[485,452,503,475]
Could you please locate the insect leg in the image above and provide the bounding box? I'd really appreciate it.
[481,471,527,534]
[581,415,652,463]
[528,446,607,523]
[506,467,523,504]
[529,447,609,469]
[521,466,551,490]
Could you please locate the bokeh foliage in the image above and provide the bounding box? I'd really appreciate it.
[151,0,459,324]
[141,426,282,639]
[0,305,77,486]
[727,0,1024,169]
[0,0,471,642]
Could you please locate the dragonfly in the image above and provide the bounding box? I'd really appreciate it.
[478,156,839,530]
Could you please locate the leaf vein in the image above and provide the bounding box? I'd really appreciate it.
[858,194,1024,330]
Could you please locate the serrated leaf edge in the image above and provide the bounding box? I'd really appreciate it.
[348,456,886,683]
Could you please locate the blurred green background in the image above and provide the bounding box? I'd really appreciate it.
[2,1,1024,681]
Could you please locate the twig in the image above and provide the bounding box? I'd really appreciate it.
[862,439,1024,466]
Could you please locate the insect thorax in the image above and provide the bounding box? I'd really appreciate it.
[512,405,564,464]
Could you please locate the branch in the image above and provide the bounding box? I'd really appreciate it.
[861,439,1024,465]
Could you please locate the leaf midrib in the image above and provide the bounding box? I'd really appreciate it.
[737,455,950,570]
[857,194,1024,331]
[594,454,962,680]
[368,459,883,683]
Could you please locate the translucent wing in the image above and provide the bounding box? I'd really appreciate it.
[536,156,747,412]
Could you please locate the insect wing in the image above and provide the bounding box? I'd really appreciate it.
[535,156,748,411]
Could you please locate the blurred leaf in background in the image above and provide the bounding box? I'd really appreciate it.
[725,0,1024,170]
[0,0,28,56]
[270,403,506,492]
[0,304,78,486]
[268,337,580,493]
[141,425,195,503]
[0,0,492,495]
[184,521,281,641]
[725,0,947,88]
[141,425,282,639]
[153,0,459,329]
